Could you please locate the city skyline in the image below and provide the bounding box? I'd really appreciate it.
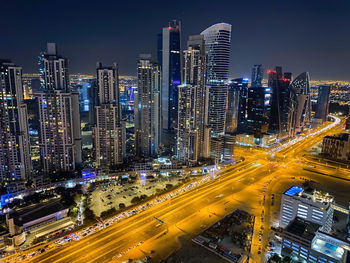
[0,2,350,262]
[1,0,350,81]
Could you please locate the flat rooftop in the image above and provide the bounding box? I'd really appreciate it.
[285,217,321,241]
[284,186,334,206]
[11,199,68,226]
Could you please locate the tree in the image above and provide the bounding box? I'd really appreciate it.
[131,196,140,204]
[140,194,148,200]
[69,206,79,218]
[84,207,96,221]
[100,207,116,218]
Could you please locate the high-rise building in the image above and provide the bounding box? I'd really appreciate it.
[176,35,210,163]
[134,54,161,157]
[268,67,292,138]
[201,23,232,161]
[251,64,263,87]
[315,85,331,122]
[0,60,32,180]
[93,63,125,168]
[288,72,311,136]
[36,43,81,173]
[177,84,199,163]
[246,86,271,138]
[201,23,232,137]
[160,20,181,150]
[226,78,248,134]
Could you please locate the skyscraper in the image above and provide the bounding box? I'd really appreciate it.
[36,43,81,173]
[201,23,232,137]
[177,84,198,163]
[288,72,311,136]
[315,85,331,122]
[226,78,248,134]
[0,60,31,180]
[177,35,209,163]
[134,54,161,157]
[93,63,125,168]
[268,67,292,138]
[160,20,181,150]
[247,86,271,137]
[251,64,263,87]
[201,23,232,161]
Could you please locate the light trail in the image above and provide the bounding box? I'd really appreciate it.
[267,115,341,154]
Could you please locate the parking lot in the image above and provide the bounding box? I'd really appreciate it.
[90,176,183,216]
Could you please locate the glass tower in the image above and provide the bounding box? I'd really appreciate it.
[200,23,232,137]
[268,67,292,138]
[315,85,331,122]
[160,20,181,133]
[288,72,311,136]
[226,78,248,134]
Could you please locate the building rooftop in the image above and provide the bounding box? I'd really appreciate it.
[284,186,334,206]
[285,217,321,241]
[11,200,68,226]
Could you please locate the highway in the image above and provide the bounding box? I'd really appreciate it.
[5,116,349,263]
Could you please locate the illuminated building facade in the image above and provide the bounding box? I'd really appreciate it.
[281,217,349,263]
[201,23,232,161]
[177,84,199,163]
[280,186,334,232]
[246,86,271,139]
[281,187,349,263]
[176,35,210,163]
[201,23,232,137]
[0,60,31,180]
[36,43,81,173]
[226,78,248,134]
[93,63,125,168]
[135,55,161,157]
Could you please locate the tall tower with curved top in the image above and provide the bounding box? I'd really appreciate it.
[289,72,311,136]
[201,23,232,137]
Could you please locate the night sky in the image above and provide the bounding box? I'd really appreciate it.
[2,0,350,80]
